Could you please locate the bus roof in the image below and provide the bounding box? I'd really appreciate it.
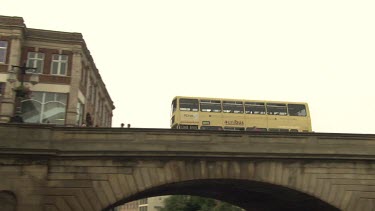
[172,96,308,105]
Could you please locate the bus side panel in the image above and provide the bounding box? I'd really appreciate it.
[268,115,292,130]
[199,112,223,128]
[222,113,246,129]
[178,111,200,125]
[245,114,268,130]
[267,116,311,132]
[291,116,312,132]
[302,115,312,132]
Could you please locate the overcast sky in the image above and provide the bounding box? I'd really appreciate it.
[2,0,375,133]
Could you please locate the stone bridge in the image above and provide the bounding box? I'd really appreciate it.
[1,124,375,211]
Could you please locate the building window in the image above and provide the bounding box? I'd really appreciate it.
[95,94,99,114]
[103,108,107,127]
[86,79,91,101]
[21,92,67,125]
[139,198,148,205]
[0,41,8,63]
[91,85,96,104]
[0,82,5,98]
[76,101,84,126]
[27,52,45,74]
[139,206,148,211]
[51,54,68,75]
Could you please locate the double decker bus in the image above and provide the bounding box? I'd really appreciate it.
[170,96,312,132]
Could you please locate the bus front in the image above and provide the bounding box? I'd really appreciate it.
[170,96,200,129]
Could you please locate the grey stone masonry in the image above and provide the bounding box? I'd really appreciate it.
[1,124,375,210]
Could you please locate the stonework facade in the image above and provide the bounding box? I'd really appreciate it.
[0,15,114,126]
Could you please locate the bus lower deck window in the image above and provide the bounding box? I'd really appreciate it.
[200,126,223,130]
[178,125,198,130]
[179,125,189,129]
[224,127,245,131]
[246,127,267,131]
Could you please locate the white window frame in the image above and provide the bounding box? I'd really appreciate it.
[51,54,68,76]
[27,52,45,74]
[76,101,84,125]
[21,92,67,124]
[0,41,8,64]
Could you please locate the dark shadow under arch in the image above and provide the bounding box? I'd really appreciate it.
[0,191,17,211]
[105,179,339,211]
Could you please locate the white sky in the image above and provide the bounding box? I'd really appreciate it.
[2,1,375,133]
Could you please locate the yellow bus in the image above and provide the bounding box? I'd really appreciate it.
[170,96,312,132]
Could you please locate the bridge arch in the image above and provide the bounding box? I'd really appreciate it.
[106,179,339,211]
[42,158,348,211]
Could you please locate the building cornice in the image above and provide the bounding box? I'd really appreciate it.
[0,15,25,27]
[26,28,84,43]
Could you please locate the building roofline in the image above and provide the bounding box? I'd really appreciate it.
[0,15,114,109]
[0,15,25,27]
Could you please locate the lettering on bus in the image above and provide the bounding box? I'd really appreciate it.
[224,120,244,126]
[181,113,199,124]
[183,114,199,119]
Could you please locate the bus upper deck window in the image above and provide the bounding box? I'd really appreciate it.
[171,99,177,113]
[179,98,199,111]
[288,104,307,116]
[223,101,244,113]
[245,102,266,114]
[266,103,287,115]
[200,100,221,112]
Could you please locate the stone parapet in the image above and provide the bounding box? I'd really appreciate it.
[1,124,375,210]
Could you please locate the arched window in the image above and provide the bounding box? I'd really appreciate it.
[21,92,67,125]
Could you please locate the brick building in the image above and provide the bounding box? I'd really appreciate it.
[0,15,114,126]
